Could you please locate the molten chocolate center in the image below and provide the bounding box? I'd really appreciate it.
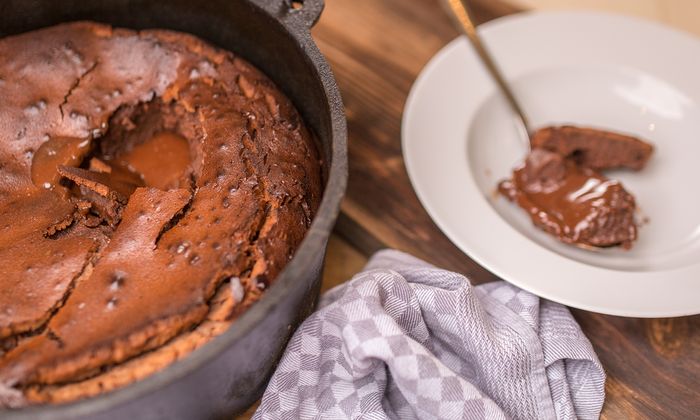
[110,132,191,191]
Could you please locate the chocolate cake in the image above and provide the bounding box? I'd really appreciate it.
[499,148,638,248]
[0,22,322,407]
[530,125,654,171]
[499,126,653,249]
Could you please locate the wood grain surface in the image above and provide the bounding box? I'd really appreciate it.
[308,0,700,418]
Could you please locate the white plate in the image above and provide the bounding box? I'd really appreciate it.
[402,11,700,317]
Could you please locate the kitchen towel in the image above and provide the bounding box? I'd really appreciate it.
[254,250,605,420]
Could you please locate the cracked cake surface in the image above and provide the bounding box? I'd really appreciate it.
[0,22,322,406]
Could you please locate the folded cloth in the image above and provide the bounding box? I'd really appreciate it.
[254,250,605,420]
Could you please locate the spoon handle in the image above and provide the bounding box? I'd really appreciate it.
[444,0,532,137]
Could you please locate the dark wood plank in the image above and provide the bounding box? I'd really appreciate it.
[312,1,700,418]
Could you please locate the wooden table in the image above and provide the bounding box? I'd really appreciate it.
[309,0,700,418]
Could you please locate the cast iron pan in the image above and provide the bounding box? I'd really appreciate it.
[0,0,347,418]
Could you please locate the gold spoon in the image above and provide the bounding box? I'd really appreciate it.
[443,0,532,146]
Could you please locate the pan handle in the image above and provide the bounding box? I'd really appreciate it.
[249,0,325,29]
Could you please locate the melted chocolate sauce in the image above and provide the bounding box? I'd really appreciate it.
[499,148,638,248]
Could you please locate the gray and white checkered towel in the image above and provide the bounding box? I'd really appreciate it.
[254,250,605,420]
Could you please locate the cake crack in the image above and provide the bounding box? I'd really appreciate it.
[154,173,197,246]
[59,61,98,119]
[4,249,98,344]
